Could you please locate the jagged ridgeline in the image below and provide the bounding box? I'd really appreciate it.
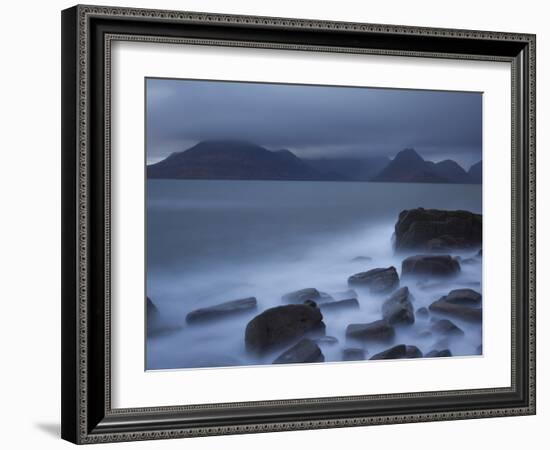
[147,140,481,184]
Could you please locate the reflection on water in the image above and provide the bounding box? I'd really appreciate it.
[146,180,482,370]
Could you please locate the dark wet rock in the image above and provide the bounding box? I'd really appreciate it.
[186,297,257,324]
[426,349,452,358]
[429,289,482,322]
[342,348,366,361]
[281,288,333,304]
[382,287,415,325]
[245,303,325,353]
[273,338,324,364]
[281,288,321,303]
[417,280,480,291]
[477,248,482,257]
[416,307,429,318]
[346,320,395,342]
[402,255,460,279]
[320,298,360,312]
[370,344,423,360]
[314,336,339,346]
[351,256,372,262]
[348,266,399,293]
[304,299,318,308]
[430,319,464,336]
[394,208,482,252]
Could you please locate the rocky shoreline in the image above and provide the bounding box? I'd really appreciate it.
[148,208,482,367]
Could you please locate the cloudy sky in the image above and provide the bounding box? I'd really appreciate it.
[146,78,482,169]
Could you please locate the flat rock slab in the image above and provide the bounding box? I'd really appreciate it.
[186,297,257,324]
[273,339,324,364]
[402,254,460,279]
[382,286,415,325]
[370,344,423,360]
[394,208,482,251]
[429,289,482,322]
[319,298,360,312]
[348,266,399,294]
[346,320,395,342]
[245,303,325,354]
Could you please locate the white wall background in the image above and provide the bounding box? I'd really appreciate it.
[0,0,545,448]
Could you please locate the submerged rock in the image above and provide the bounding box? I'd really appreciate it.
[370,344,423,360]
[382,286,415,325]
[394,208,482,251]
[401,254,460,279]
[416,307,429,318]
[273,338,324,364]
[245,303,325,354]
[426,349,452,358]
[333,289,358,300]
[319,298,360,312]
[430,318,464,336]
[147,297,159,320]
[347,266,399,293]
[186,297,257,324]
[346,320,395,342]
[342,348,366,361]
[351,256,372,262]
[281,288,332,304]
[429,289,482,322]
[314,336,339,346]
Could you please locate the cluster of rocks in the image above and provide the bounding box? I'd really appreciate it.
[148,208,482,365]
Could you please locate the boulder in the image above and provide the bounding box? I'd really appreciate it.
[426,349,452,358]
[382,287,415,325]
[429,289,482,322]
[348,266,399,293]
[401,255,460,279]
[186,297,257,324]
[346,320,395,342]
[430,318,464,336]
[342,348,366,361]
[370,344,423,360]
[394,208,482,251]
[273,339,324,364]
[320,298,360,312]
[245,303,325,353]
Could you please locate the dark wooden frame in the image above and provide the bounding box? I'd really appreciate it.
[61,4,536,444]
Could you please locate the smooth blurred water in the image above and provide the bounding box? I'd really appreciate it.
[146,180,482,370]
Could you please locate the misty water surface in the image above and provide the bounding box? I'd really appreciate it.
[146,180,482,370]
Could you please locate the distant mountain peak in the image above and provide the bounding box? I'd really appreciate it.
[393,148,424,162]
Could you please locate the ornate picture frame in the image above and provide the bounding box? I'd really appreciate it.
[61,4,536,444]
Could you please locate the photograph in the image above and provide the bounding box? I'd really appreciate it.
[144,78,483,370]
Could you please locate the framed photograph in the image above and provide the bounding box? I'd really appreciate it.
[61,5,536,444]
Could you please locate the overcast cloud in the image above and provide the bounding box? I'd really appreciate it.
[146,78,482,169]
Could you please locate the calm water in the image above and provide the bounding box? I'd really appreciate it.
[146,180,482,370]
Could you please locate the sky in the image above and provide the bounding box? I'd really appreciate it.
[146,78,482,169]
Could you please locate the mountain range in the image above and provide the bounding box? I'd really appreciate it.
[147,140,481,184]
